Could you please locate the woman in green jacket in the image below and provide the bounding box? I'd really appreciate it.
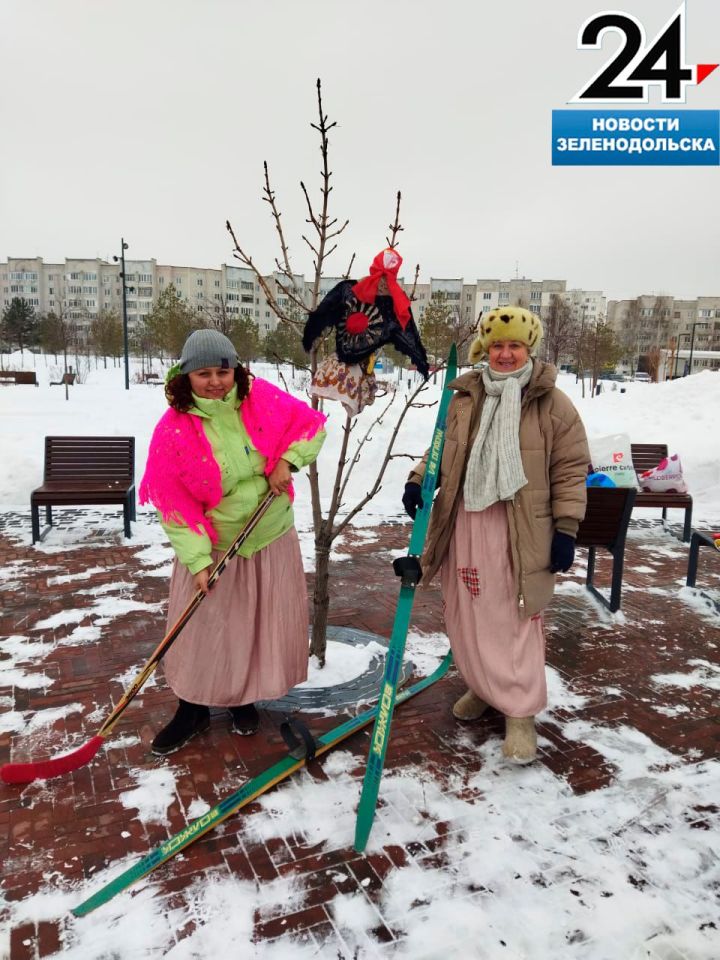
[140,329,326,755]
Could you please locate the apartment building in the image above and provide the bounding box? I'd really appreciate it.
[411,277,574,328]
[608,295,720,370]
[4,256,717,370]
[0,256,308,339]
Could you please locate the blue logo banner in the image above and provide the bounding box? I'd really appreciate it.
[552,110,720,165]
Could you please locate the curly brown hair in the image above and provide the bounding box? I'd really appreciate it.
[165,365,253,412]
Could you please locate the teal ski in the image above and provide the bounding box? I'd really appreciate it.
[354,345,457,853]
[72,652,452,917]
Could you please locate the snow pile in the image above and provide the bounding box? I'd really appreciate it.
[1,355,718,547]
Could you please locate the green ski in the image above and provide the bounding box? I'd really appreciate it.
[354,344,457,853]
[72,652,452,917]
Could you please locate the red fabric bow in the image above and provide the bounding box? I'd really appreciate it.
[352,248,411,330]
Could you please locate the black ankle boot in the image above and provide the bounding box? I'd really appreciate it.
[229,703,259,736]
[151,699,210,756]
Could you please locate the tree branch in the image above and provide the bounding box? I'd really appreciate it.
[337,391,398,507]
[386,191,404,248]
[225,219,294,325]
[409,264,420,301]
[332,376,430,537]
[262,161,294,281]
[342,252,356,280]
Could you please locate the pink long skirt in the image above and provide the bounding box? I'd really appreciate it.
[162,528,309,707]
[441,500,547,718]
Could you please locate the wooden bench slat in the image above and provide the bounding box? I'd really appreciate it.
[31,436,136,544]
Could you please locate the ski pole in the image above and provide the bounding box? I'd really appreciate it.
[1,492,276,784]
[354,344,457,852]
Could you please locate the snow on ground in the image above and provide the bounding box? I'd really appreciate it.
[1,354,720,957]
[6,705,718,959]
[1,353,719,546]
[300,639,387,689]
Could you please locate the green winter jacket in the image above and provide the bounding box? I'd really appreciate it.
[162,386,326,573]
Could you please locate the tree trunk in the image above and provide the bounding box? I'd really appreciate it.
[309,529,332,667]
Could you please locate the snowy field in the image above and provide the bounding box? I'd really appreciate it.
[1,353,719,959]
[1,351,719,540]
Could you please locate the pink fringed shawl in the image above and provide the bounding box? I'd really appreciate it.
[139,377,326,543]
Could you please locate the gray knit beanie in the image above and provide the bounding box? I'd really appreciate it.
[179,329,238,375]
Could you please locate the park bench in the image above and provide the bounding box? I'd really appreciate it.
[575,486,637,613]
[630,443,693,542]
[143,372,162,384]
[0,370,38,386]
[49,372,76,386]
[30,436,136,544]
[686,530,720,588]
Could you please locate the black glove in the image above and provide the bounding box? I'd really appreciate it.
[550,531,575,573]
[402,482,424,519]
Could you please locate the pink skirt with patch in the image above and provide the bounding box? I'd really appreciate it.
[441,500,547,717]
[162,528,309,707]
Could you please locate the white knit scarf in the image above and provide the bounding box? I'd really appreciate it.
[463,360,533,512]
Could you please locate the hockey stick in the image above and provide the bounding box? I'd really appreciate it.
[1,492,276,784]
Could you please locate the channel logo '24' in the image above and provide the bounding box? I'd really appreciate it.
[570,4,717,103]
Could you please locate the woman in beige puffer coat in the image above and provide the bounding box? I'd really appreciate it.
[403,307,590,763]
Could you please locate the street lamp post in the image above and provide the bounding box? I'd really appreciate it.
[687,321,698,377]
[113,239,130,390]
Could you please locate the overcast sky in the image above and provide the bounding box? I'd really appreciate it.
[1,0,718,301]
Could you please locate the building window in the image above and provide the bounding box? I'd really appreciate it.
[241,280,254,290]
[197,278,203,286]
[483,293,492,300]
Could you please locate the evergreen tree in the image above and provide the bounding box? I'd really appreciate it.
[231,315,261,365]
[2,297,38,356]
[263,321,306,367]
[144,284,196,359]
[581,318,623,393]
[419,292,473,366]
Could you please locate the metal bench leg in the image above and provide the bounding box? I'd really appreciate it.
[585,545,596,590]
[609,546,625,613]
[45,505,52,526]
[123,499,132,538]
[686,532,700,587]
[683,505,692,543]
[31,504,40,544]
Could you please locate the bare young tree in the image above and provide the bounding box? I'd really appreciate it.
[226,80,442,664]
[543,294,577,366]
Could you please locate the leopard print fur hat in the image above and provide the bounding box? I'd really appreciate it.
[468,306,543,364]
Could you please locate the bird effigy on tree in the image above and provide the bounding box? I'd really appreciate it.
[303,248,430,415]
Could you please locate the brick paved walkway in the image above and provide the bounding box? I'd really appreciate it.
[0,510,718,958]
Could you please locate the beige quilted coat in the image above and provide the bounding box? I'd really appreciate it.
[409,360,590,618]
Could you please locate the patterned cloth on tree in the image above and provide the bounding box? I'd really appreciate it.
[311,354,378,416]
